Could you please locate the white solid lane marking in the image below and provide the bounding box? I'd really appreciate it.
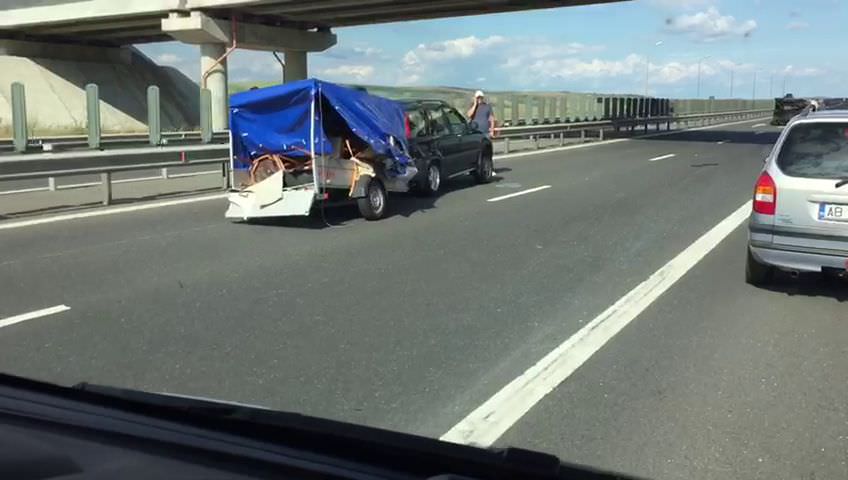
[441,200,753,447]
[717,140,728,145]
[0,193,227,231]
[487,185,552,203]
[752,123,766,128]
[0,305,71,329]
[648,153,676,162]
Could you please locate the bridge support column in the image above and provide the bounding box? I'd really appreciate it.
[201,43,228,131]
[284,50,307,83]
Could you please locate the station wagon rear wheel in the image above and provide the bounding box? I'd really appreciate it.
[745,247,774,286]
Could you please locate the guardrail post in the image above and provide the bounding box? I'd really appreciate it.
[559,131,565,146]
[504,137,510,154]
[666,120,671,130]
[148,86,162,146]
[532,135,539,149]
[644,121,649,133]
[86,84,101,149]
[200,88,213,144]
[161,168,169,179]
[599,128,604,141]
[101,172,112,205]
[48,177,56,191]
[580,129,586,143]
[221,162,230,189]
[11,82,28,153]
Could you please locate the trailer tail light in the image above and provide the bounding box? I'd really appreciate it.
[753,172,776,215]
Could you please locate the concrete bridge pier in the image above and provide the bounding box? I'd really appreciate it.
[163,11,336,130]
[200,43,228,131]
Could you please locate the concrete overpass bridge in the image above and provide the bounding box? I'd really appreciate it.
[1,0,625,129]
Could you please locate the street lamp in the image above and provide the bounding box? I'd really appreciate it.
[769,72,774,98]
[752,71,757,108]
[644,40,663,97]
[696,55,711,98]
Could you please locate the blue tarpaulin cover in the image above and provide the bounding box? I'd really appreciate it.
[229,79,411,175]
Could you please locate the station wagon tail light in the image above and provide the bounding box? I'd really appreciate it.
[753,172,777,215]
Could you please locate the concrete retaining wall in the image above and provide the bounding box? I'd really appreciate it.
[0,41,199,136]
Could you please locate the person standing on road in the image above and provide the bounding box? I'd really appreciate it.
[467,90,496,139]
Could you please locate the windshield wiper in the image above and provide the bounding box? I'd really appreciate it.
[836,178,848,188]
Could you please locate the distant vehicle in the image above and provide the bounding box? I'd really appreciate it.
[401,99,494,195]
[771,94,810,126]
[747,109,848,285]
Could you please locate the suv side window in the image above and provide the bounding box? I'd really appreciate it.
[407,108,429,138]
[443,107,468,134]
[428,106,452,136]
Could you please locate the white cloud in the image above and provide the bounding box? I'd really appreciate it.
[664,7,757,41]
[517,54,643,80]
[403,35,506,68]
[782,65,825,77]
[786,21,809,30]
[319,64,376,82]
[649,0,712,9]
[155,53,181,65]
[351,46,382,57]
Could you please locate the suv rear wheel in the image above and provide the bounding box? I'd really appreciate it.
[473,149,494,184]
[745,247,774,286]
[416,161,441,196]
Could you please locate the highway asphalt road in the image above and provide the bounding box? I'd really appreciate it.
[1,118,845,479]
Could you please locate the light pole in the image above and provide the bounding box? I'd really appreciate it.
[769,73,774,98]
[644,40,663,97]
[730,67,734,97]
[696,55,711,98]
[752,71,757,109]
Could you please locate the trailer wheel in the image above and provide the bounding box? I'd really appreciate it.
[357,177,387,220]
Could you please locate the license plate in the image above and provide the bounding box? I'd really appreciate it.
[819,203,848,221]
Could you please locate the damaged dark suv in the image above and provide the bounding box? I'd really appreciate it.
[401,100,495,195]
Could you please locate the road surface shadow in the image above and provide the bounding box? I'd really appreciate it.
[760,272,848,302]
[247,174,505,229]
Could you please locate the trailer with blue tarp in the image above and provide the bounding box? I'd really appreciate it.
[225,79,417,221]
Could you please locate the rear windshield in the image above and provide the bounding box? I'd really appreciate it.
[777,122,848,178]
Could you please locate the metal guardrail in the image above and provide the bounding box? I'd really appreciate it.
[0,143,230,205]
[0,108,771,206]
[0,131,230,154]
[494,109,771,153]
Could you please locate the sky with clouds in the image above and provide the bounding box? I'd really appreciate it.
[137,0,845,98]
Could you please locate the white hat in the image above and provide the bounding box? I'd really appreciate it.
[474,90,485,97]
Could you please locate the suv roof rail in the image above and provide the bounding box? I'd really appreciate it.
[401,98,449,105]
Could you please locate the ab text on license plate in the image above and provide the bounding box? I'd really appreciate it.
[819,203,848,221]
